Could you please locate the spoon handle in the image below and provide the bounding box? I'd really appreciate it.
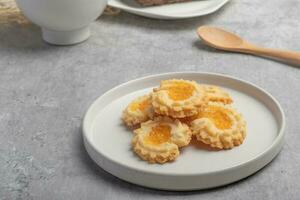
[245,45,300,65]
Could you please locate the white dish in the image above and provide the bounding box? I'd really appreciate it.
[83,72,285,191]
[108,0,229,19]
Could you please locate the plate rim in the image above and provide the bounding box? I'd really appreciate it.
[107,0,230,19]
[83,71,285,178]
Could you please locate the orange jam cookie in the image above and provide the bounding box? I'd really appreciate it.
[122,95,154,127]
[201,84,233,104]
[151,79,206,118]
[191,102,246,149]
[132,117,192,164]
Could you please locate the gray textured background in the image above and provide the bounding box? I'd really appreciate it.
[0,0,300,199]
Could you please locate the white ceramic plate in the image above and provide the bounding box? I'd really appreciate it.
[108,0,230,19]
[83,72,285,190]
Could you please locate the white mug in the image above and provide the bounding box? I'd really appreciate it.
[16,0,107,45]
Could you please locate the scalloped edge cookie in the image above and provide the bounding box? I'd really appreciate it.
[152,79,206,118]
[132,117,192,164]
[201,84,233,104]
[122,94,154,127]
[191,102,246,149]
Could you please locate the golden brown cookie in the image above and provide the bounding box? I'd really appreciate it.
[151,79,206,118]
[132,117,192,164]
[122,94,154,127]
[201,84,233,104]
[191,102,246,149]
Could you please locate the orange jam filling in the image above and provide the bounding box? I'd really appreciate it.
[130,98,151,112]
[199,106,232,129]
[166,82,195,101]
[145,124,171,145]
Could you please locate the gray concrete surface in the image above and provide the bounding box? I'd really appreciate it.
[0,0,300,199]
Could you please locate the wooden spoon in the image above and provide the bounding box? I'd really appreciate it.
[197,26,300,65]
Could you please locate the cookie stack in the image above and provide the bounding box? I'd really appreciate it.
[122,79,247,164]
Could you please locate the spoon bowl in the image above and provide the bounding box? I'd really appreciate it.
[197,26,244,49]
